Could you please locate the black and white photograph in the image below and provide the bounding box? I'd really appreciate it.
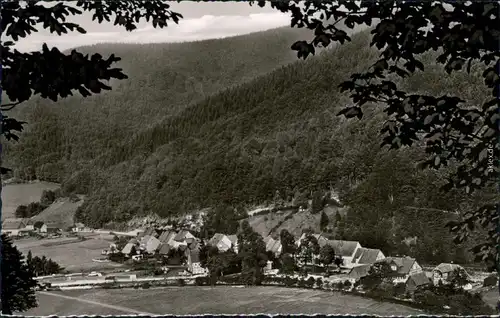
[0,0,499,316]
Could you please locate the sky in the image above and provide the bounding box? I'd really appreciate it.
[13,2,293,52]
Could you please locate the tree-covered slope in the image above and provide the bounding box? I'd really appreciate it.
[5,26,316,180]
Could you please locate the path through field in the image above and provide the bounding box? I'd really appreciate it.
[22,286,424,316]
[37,291,155,315]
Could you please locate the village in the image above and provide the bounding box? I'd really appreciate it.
[2,210,496,301]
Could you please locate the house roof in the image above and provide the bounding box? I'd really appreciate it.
[209,233,227,246]
[312,234,329,247]
[377,257,416,275]
[349,264,372,279]
[122,243,135,254]
[408,272,431,287]
[327,240,360,257]
[227,234,238,245]
[270,240,282,254]
[74,222,85,228]
[174,230,192,242]
[158,244,171,255]
[158,230,176,244]
[189,249,200,263]
[2,218,27,230]
[353,248,383,264]
[433,263,467,274]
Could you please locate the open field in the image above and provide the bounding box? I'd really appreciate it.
[14,235,122,272]
[31,197,84,230]
[481,288,499,310]
[21,286,424,315]
[1,181,60,220]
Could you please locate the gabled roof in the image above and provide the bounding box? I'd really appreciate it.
[376,256,416,275]
[122,242,135,254]
[74,222,85,228]
[209,233,228,246]
[327,240,360,257]
[433,263,466,274]
[158,243,171,255]
[2,218,27,230]
[349,264,372,279]
[227,234,238,245]
[353,248,383,264]
[174,230,193,242]
[407,272,431,287]
[158,230,176,244]
[189,249,200,263]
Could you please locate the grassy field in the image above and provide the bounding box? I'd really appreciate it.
[21,286,424,315]
[15,234,122,272]
[31,197,84,230]
[1,181,60,220]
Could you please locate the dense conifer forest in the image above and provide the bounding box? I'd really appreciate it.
[6,28,495,264]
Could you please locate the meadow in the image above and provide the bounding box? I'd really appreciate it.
[22,286,424,316]
[15,234,122,273]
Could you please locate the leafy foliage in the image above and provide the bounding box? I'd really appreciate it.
[1,234,38,314]
[26,251,63,277]
[237,220,268,285]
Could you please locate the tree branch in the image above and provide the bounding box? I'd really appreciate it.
[0,102,21,111]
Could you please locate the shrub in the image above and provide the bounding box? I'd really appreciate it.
[315,277,323,289]
[306,277,315,288]
[297,278,307,288]
[177,278,186,286]
[195,276,208,286]
[141,282,151,289]
[483,274,498,287]
[343,280,352,290]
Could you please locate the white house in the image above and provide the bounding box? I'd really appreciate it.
[186,243,207,275]
[208,233,234,252]
[2,218,32,236]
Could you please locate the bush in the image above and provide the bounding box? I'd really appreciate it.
[306,277,315,288]
[483,274,498,287]
[343,280,352,290]
[141,282,151,289]
[297,278,307,288]
[315,277,323,289]
[195,276,208,286]
[177,279,186,287]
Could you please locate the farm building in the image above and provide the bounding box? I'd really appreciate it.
[432,263,472,289]
[405,272,432,294]
[209,233,234,252]
[263,236,282,257]
[352,248,385,265]
[139,235,161,254]
[374,256,423,283]
[2,218,35,236]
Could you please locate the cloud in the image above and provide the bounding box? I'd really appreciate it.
[13,12,292,52]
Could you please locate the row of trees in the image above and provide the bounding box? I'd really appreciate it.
[26,251,63,277]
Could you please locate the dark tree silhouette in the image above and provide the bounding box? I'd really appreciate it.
[0,234,38,314]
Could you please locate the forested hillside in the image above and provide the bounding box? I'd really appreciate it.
[5,26,315,181]
[7,27,496,265]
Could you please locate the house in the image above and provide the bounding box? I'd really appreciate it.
[174,230,196,242]
[2,218,30,236]
[186,242,206,275]
[326,240,362,268]
[209,233,233,252]
[375,256,423,283]
[352,248,385,265]
[158,230,177,245]
[264,236,282,257]
[45,223,62,234]
[122,239,139,255]
[72,223,85,232]
[139,235,161,254]
[405,272,432,294]
[432,263,472,288]
[157,243,171,256]
[348,264,372,280]
[296,233,329,247]
[36,222,48,233]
